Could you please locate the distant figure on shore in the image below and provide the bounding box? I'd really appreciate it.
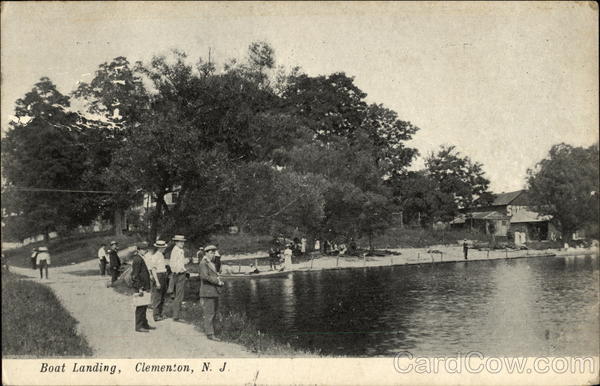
[463,239,469,260]
[268,246,280,271]
[108,241,121,284]
[30,248,38,270]
[199,245,224,341]
[169,235,189,322]
[36,246,51,279]
[282,244,293,270]
[98,243,108,276]
[249,263,260,274]
[149,240,168,322]
[131,242,154,333]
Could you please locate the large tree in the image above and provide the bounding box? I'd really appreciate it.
[72,56,151,234]
[389,171,456,227]
[109,47,288,242]
[1,78,104,240]
[424,145,492,221]
[279,72,419,246]
[527,143,599,241]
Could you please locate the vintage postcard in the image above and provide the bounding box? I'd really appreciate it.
[1,1,598,385]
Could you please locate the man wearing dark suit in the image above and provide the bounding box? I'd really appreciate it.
[199,245,224,341]
[108,241,121,284]
[131,243,155,332]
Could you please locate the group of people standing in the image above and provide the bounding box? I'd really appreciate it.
[101,235,224,340]
[30,246,51,279]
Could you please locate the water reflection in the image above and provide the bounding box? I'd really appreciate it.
[219,255,599,356]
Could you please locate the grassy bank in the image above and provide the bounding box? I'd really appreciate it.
[3,232,141,268]
[1,271,92,357]
[209,233,273,254]
[359,227,491,249]
[214,228,492,254]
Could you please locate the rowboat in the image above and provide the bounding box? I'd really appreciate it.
[221,271,292,279]
[189,268,298,280]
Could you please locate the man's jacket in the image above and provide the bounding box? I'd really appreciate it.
[199,258,222,297]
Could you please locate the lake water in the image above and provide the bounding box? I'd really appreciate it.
[218,255,599,356]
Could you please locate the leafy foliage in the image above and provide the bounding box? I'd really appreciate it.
[527,143,599,239]
[1,78,105,239]
[3,43,421,247]
[425,145,492,217]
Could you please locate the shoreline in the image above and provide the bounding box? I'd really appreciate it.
[220,246,600,276]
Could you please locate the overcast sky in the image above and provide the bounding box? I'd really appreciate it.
[2,2,598,192]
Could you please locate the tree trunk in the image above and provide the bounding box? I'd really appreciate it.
[305,236,315,253]
[562,226,574,247]
[114,209,123,237]
[399,211,404,229]
[149,197,164,242]
[368,233,374,252]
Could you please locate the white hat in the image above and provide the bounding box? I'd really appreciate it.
[172,235,187,242]
[38,246,48,252]
[154,240,168,248]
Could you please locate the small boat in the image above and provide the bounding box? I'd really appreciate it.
[220,269,294,279]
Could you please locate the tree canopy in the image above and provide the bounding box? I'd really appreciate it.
[527,143,599,240]
[1,78,107,239]
[2,42,422,246]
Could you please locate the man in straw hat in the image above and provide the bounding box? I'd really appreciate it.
[170,235,189,321]
[148,240,169,322]
[199,245,224,340]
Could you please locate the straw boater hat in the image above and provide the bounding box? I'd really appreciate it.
[38,246,48,252]
[154,240,168,248]
[172,235,186,242]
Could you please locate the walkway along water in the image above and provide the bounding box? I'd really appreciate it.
[9,248,252,358]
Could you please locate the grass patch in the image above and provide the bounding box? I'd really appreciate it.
[359,227,490,249]
[1,270,92,357]
[209,233,273,254]
[3,232,142,268]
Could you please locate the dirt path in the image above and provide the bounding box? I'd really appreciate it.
[10,248,252,358]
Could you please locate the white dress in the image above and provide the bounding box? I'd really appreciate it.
[283,248,293,269]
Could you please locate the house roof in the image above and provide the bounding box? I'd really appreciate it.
[492,190,525,206]
[450,211,509,224]
[510,208,552,223]
[469,211,510,220]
